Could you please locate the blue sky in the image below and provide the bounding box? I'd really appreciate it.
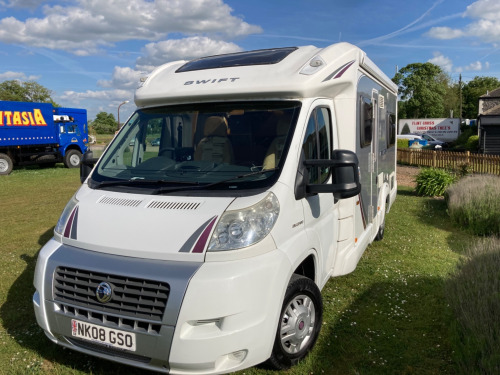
[1,0,499,120]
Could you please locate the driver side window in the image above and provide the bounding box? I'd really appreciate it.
[302,107,332,184]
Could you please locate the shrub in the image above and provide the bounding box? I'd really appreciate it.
[446,237,500,374]
[397,138,409,148]
[454,127,474,147]
[446,175,500,236]
[415,168,456,197]
[465,135,479,151]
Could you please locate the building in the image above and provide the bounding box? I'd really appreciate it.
[478,87,500,155]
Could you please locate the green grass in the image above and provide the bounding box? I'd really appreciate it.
[0,169,478,374]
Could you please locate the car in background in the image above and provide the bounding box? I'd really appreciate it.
[397,133,447,149]
[150,137,160,146]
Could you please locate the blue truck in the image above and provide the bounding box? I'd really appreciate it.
[0,101,88,175]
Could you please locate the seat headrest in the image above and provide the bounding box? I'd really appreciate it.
[204,116,228,137]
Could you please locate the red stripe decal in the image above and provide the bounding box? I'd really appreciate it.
[64,207,78,238]
[334,61,355,79]
[192,216,218,253]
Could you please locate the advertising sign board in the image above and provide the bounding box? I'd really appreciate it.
[398,118,460,142]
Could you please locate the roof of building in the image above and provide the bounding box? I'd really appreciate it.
[480,87,500,98]
[484,103,500,115]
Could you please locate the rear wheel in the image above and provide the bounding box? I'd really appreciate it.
[375,215,385,241]
[0,153,13,175]
[267,274,323,370]
[64,149,82,168]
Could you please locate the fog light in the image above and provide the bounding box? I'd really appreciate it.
[228,349,247,363]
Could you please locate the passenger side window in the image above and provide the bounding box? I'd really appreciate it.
[302,107,332,184]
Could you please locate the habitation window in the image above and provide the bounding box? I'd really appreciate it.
[387,112,396,148]
[302,107,332,184]
[360,96,373,148]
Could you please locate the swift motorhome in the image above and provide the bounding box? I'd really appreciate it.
[33,42,397,374]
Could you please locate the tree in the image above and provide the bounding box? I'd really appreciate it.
[392,63,448,118]
[90,112,117,134]
[462,76,500,119]
[0,80,58,105]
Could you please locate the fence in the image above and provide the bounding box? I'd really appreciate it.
[397,149,500,175]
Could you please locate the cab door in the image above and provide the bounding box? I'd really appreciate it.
[300,100,338,282]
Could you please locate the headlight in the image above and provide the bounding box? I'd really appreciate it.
[208,193,279,251]
[54,195,79,235]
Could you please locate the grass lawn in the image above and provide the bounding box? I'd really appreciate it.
[0,166,474,374]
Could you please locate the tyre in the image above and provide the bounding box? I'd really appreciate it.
[64,149,82,168]
[267,274,323,370]
[375,215,385,241]
[0,153,13,175]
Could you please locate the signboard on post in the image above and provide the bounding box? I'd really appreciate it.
[398,118,460,142]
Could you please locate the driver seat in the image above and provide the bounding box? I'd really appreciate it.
[194,116,234,164]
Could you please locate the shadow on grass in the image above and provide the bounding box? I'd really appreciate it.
[0,228,152,375]
[308,276,456,375]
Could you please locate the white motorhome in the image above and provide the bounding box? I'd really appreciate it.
[33,43,397,374]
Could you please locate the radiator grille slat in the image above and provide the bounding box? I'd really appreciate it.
[54,266,169,323]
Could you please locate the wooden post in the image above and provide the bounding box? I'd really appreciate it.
[433,151,436,168]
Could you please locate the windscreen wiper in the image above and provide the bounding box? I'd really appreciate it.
[90,178,199,190]
[152,168,279,195]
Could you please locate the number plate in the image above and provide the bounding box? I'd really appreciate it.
[71,319,136,351]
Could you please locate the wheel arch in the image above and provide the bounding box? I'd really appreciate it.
[62,144,83,155]
[292,253,316,283]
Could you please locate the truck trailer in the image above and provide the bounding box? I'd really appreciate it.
[33,42,397,374]
[0,100,88,175]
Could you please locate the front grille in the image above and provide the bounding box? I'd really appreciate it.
[66,337,151,363]
[54,266,170,322]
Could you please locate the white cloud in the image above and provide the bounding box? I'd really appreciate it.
[98,67,142,90]
[0,0,262,54]
[61,88,133,103]
[5,0,44,8]
[136,36,242,72]
[69,36,242,118]
[0,70,40,81]
[426,26,463,39]
[464,60,491,71]
[428,52,453,73]
[465,0,500,21]
[427,0,500,43]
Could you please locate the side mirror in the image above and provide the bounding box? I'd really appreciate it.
[80,150,98,183]
[303,150,361,199]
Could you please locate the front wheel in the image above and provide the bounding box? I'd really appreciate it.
[0,153,13,175]
[64,149,82,168]
[266,274,323,370]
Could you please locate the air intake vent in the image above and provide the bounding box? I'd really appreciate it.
[379,94,385,109]
[98,196,143,207]
[146,200,202,210]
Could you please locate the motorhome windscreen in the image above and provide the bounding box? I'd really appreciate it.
[90,101,301,194]
[175,47,298,73]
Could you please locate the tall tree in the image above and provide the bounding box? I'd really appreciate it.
[462,76,500,119]
[90,112,117,134]
[0,80,58,105]
[392,63,448,118]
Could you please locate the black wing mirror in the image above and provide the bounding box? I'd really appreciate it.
[80,150,99,183]
[296,149,361,200]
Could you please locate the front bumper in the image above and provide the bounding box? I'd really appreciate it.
[33,239,290,374]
